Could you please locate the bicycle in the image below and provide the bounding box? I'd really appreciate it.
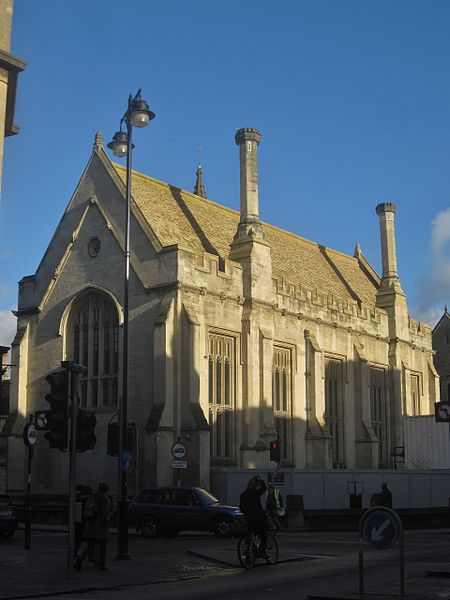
[237,530,279,569]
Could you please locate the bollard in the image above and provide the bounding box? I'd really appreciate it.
[286,494,304,531]
[349,493,362,509]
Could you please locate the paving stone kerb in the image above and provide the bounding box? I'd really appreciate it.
[0,528,230,599]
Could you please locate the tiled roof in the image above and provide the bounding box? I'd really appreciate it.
[114,164,379,306]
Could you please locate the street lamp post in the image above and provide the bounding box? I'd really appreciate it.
[108,89,155,560]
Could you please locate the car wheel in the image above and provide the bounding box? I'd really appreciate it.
[0,530,14,539]
[140,516,161,539]
[213,516,232,538]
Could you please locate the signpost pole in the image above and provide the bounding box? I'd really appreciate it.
[61,361,86,581]
[67,367,76,581]
[358,537,364,594]
[171,440,187,486]
[359,506,404,597]
[24,414,33,550]
[399,521,405,596]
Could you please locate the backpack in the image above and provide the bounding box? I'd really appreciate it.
[83,495,98,520]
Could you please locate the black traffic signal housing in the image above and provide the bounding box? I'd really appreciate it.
[107,422,136,456]
[107,422,119,456]
[269,438,281,463]
[77,409,97,452]
[44,371,69,450]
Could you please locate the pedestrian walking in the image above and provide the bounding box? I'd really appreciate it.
[75,483,110,571]
[266,483,284,532]
[74,484,92,556]
[370,482,392,508]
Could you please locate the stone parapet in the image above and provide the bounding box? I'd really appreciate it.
[408,317,432,343]
[273,276,384,326]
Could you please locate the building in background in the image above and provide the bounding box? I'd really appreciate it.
[432,307,450,404]
[0,0,26,194]
[2,128,438,497]
[0,346,11,491]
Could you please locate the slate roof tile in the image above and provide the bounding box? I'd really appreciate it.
[114,164,379,306]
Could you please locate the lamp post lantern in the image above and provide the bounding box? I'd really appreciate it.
[108,89,155,560]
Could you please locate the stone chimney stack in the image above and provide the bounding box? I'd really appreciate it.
[235,128,262,232]
[375,202,409,342]
[375,202,403,293]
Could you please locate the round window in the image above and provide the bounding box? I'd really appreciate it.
[88,238,101,257]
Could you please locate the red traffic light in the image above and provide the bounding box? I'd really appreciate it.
[269,438,281,462]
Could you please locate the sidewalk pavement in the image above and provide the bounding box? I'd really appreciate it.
[0,526,305,599]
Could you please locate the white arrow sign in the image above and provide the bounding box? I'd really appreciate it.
[370,518,390,542]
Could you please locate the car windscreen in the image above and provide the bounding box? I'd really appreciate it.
[195,488,220,505]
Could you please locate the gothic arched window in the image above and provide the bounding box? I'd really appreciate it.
[273,345,292,463]
[324,357,345,468]
[208,332,235,460]
[68,292,119,409]
[370,366,389,468]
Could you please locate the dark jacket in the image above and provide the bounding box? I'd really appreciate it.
[82,492,111,541]
[239,479,267,533]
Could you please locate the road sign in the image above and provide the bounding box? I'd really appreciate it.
[34,411,48,430]
[171,460,187,469]
[171,442,187,459]
[435,402,450,422]
[360,507,400,550]
[23,423,38,447]
[119,450,134,472]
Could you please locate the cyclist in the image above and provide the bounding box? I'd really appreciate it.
[239,475,269,558]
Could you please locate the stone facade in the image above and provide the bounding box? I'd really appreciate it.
[2,129,438,496]
[0,0,26,193]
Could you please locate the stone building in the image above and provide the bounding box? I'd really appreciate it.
[432,307,450,403]
[2,128,437,496]
[0,0,26,193]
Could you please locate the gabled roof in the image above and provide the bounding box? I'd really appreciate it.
[432,306,450,333]
[113,164,379,307]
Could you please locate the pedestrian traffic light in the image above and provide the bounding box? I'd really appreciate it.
[269,438,281,463]
[44,371,69,450]
[77,409,97,451]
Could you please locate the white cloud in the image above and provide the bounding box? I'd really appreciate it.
[0,310,16,347]
[431,208,450,254]
[414,208,450,326]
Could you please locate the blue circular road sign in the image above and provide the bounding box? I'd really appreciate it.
[360,507,400,550]
[119,450,134,473]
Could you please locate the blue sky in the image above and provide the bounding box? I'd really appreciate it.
[1,0,450,345]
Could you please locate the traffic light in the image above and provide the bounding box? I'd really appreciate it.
[44,371,69,450]
[107,422,119,456]
[77,409,97,451]
[269,438,281,463]
[107,422,136,456]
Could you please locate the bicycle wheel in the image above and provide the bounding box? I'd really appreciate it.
[264,532,279,564]
[237,536,255,569]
